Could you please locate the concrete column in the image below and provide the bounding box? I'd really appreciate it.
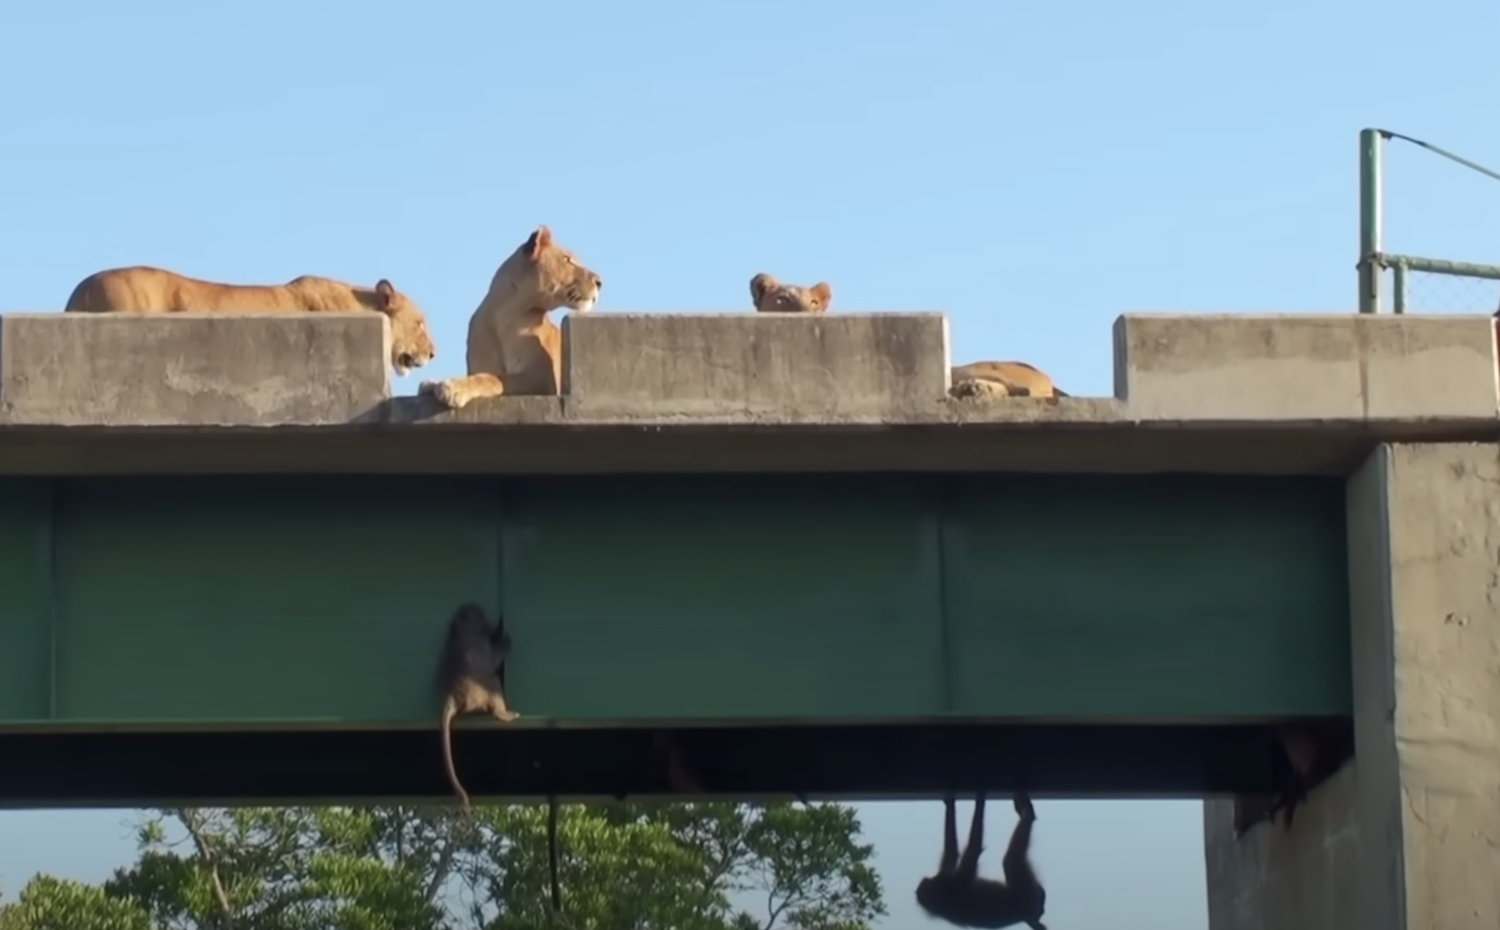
[1203,442,1500,930]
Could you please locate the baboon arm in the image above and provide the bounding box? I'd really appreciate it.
[490,629,512,668]
[939,793,959,874]
[956,793,985,880]
[487,611,511,662]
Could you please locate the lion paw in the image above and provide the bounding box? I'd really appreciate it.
[420,379,467,409]
[495,709,520,723]
[951,378,1027,400]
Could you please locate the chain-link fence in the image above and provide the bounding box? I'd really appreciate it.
[1386,257,1500,315]
[1358,129,1500,315]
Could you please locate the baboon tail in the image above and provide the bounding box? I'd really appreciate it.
[440,697,471,809]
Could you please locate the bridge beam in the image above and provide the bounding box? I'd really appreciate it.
[1204,442,1500,930]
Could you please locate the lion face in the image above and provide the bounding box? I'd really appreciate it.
[370,279,438,377]
[749,273,833,314]
[511,225,603,315]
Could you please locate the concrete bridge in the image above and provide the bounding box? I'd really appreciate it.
[0,307,1496,930]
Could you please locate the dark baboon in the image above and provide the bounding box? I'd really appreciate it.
[437,602,521,809]
[915,791,1046,930]
[1266,721,1355,829]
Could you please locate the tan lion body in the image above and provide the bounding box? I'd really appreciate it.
[421,226,603,408]
[64,265,437,376]
[950,360,1068,399]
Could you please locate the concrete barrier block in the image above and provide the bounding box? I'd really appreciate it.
[561,313,952,418]
[1114,313,1499,420]
[0,312,392,426]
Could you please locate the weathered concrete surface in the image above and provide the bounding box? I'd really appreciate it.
[1117,314,1499,421]
[560,313,953,419]
[0,311,1496,474]
[0,313,391,426]
[0,419,1492,476]
[1351,443,1500,930]
[1203,766,1361,930]
[1203,442,1500,930]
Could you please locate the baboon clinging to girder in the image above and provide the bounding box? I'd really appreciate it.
[915,791,1047,930]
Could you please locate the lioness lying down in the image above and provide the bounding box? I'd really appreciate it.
[949,361,1068,399]
[64,265,438,377]
[745,272,1067,398]
[420,225,603,408]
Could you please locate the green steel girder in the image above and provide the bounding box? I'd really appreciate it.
[0,472,1351,729]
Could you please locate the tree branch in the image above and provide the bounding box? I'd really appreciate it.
[422,830,459,904]
[175,808,236,930]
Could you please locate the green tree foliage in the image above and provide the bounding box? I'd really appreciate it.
[0,874,153,930]
[0,802,885,930]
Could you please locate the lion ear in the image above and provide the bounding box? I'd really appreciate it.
[526,225,554,260]
[810,282,833,309]
[749,273,778,309]
[374,279,397,310]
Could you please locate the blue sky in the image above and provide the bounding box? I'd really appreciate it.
[2,0,1498,927]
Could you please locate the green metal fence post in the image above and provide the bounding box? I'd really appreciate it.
[1358,129,1385,314]
[1391,260,1408,314]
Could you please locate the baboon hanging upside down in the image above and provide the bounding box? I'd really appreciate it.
[915,791,1047,930]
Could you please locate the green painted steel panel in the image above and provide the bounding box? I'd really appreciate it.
[0,473,1352,728]
[50,477,500,724]
[500,475,947,720]
[0,480,52,721]
[941,474,1351,719]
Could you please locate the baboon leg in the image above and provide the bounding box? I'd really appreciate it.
[487,691,519,723]
[956,790,985,881]
[1000,815,1038,890]
[1001,795,1044,908]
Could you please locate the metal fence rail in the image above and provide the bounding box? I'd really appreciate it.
[1357,128,1500,315]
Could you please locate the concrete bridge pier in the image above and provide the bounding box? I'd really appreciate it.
[1204,442,1500,930]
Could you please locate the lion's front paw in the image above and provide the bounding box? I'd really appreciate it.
[420,379,467,409]
[951,378,1023,400]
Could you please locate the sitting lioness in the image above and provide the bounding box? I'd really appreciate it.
[950,360,1068,399]
[420,225,603,408]
[64,266,437,377]
[750,273,833,314]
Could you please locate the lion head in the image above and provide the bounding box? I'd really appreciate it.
[750,273,833,314]
[496,225,603,316]
[364,278,438,377]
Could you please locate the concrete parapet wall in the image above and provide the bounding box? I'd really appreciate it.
[1115,313,1499,421]
[0,312,391,426]
[560,312,952,419]
[0,310,1496,436]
